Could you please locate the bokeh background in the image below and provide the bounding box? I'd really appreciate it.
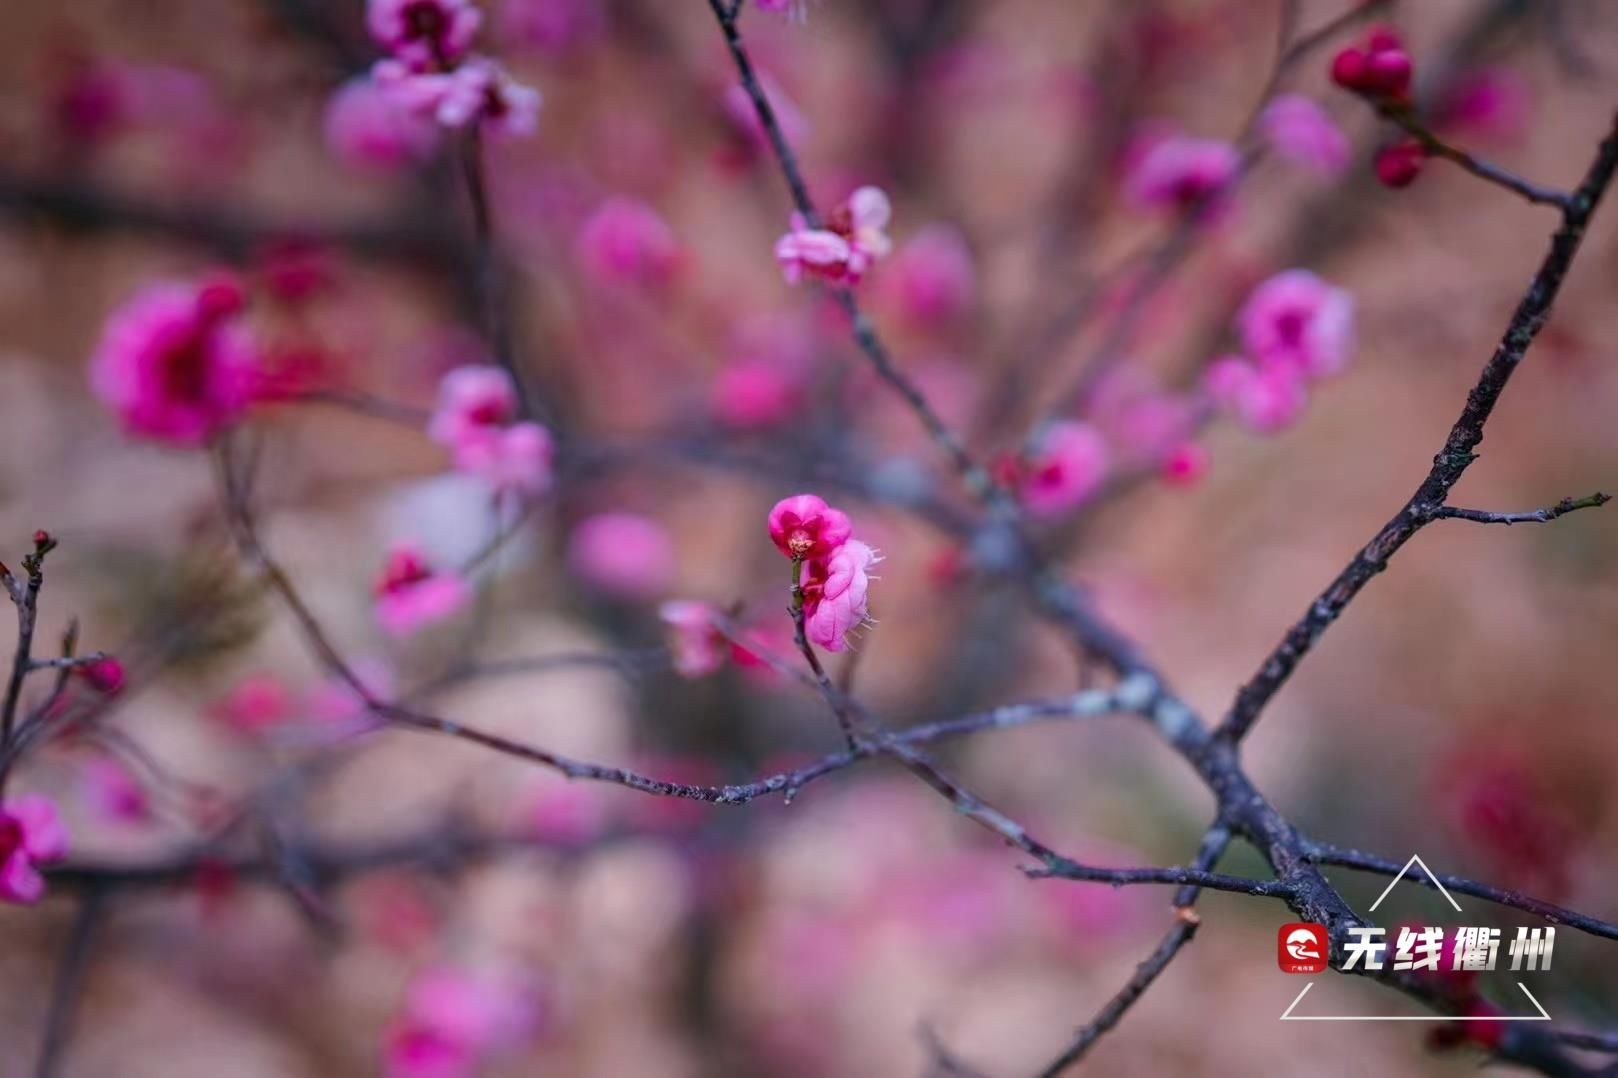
[0,0,1616,1074]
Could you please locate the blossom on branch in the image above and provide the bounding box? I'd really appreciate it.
[1260,95,1351,178]
[1124,130,1240,216]
[1236,269,1355,380]
[367,0,483,71]
[768,495,853,561]
[775,187,893,286]
[660,600,726,678]
[0,795,69,905]
[374,543,471,637]
[801,539,879,652]
[429,366,553,496]
[1015,421,1110,517]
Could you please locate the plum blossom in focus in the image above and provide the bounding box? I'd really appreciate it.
[89,274,260,447]
[659,600,726,678]
[1124,130,1240,215]
[368,0,483,70]
[1260,95,1351,178]
[0,795,69,905]
[801,539,879,652]
[375,543,471,637]
[324,76,439,173]
[575,197,681,288]
[1016,421,1110,517]
[768,495,853,561]
[1237,269,1355,380]
[428,366,553,496]
[567,512,675,600]
[775,187,893,287]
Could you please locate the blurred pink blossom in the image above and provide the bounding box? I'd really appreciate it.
[212,672,293,735]
[1260,94,1350,177]
[775,187,893,286]
[526,781,607,845]
[660,600,726,678]
[1237,269,1355,379]
[0,795,69,905]
[1018,421,1110,516]
[1203,355,1307,435]
[453,421,554,496]
[429,365,518,447]
[768,494,852,561]
[384,966,538,1078]
[368,0,483,70]
[375,57,540,137]
[711,360,800,429]
[574,197,681,288]
[801,539,879,652]
[324,77,439,174]
[375,544,471,637]
[1161,441,1210,486]
[881,224,976,328]
[1124,130,1240,215]
[1435,67,1531,143]
[79,757,151,826]
[567,512,675,600]
[88,275,260,446]
[1089,369,1197,468]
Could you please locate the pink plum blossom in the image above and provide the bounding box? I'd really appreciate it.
[660,600,726,678]
[1436,68,1530,144]
[324,77,439,174]
[711,360,800,430]
[428,365,518,447]
[1018,421,1110,516]
[775,186,893,286]
[1236,269,1355,379]
[79,757,151,826]
[1260,94,1351,178]
[574,197,681,288]
[1161,441,1210,486]
[1088,369,1197,468]
[499,0,605,54]
[567,513,675,600]
[767,494,852,561]
[526,781,607,845]
[1203,355,1307,435]
[0,795,69,905]
[375,544,471,637]
[801,539,879,652]
[375,57,540,137]
[1124,130,1240,214]
[384,966,538,1078]
[212,672,293,735]
[367,0,483,70]
[452,422,554,496]
[89,276,260,446]
[882,224,976,327]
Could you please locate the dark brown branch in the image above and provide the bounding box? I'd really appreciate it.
[34,888,105,1078]
[1434,492,1611,525]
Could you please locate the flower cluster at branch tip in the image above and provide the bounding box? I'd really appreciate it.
[775,187,893,287]
[383,965,539,1078]
[428,365,554,496]
[374,543,471,637]
[767,495,879,652]
[1259,95,1350,178]
[360,0,540,137]
[1124,128,1240,217]
[1203,269,1354,435]
[1330,25,1428,189]
[89,274,261,447]
[0,795,69,905]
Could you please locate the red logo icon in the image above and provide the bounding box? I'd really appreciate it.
[1278,923,1329,973]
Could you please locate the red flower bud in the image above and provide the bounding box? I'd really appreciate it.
[1375,139,1426,188]
[196,273,245,322]
[80,656,126,695]
[1364,48,1413,98]
[1366,25,1404,54]
[1329,47,1369,91]
[31,530,49,546]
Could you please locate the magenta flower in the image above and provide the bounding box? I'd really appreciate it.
[1019,421,1110,517]
[1436,68,1530,144]
[88,277,259,446]
[1236,269,1355,380]
[367,0,483,70]
[324,77,439,174]
[767,494,853,561]
[660,600,726,678]
[499,0,605,55]
[1203,355,1308,435]
[428,365,518,447]
[568,512,675,600]
[711,360,800,430]
[1124,131,1240,215]
[882,224,976,328]
[384,966,538,1078]
[452,421,554,496]
[375,57,540,137]
[1260,95,1350,178]
[775,186,893,286]
[0,795,69,905]
[211,672,293,735]
[374,544,471,637]
[801,539,879,652]
[574,197,681,288]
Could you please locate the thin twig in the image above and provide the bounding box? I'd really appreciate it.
[1435,492,1610,525]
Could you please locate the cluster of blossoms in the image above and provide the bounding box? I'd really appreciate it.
[775,187,894,287]
[1203,268,1355,435]
[1330,25,1428,189]
[427,365,554,497]
[363,0,540,138]
[89,273,260,446]
[0,795,69,905]
[768,495,880,653]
